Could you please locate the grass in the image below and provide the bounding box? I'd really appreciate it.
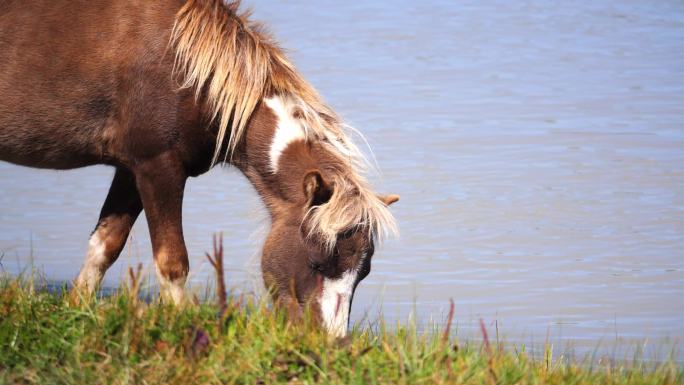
[0,275,681,384]
[1,234,682,385]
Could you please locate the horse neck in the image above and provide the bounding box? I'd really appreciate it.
[233,95,330,217]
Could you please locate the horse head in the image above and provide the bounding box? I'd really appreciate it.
[261,169,399,336]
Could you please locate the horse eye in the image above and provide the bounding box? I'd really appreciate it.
[308,259,325,273]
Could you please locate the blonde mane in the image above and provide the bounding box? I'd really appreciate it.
[171,0,397,247]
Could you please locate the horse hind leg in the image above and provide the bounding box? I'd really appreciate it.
[75,168,142,292]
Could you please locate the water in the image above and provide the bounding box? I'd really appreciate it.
[2,0,684,360]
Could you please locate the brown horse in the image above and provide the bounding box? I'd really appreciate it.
[0,0,398,336]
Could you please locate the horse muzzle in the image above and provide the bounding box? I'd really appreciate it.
[318,270,358,338]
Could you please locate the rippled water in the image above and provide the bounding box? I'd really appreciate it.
[2,0,683,360]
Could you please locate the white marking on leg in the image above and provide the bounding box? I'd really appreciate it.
[155,265,186,305]
[319,253,366,337]
[75,231,108,291]
[264,95,306,172]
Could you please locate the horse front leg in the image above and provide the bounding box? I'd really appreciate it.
[134,155,189,305]
[75,168,143,292]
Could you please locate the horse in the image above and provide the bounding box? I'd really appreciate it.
[0,0,398,337]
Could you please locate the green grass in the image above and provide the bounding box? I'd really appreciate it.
[0,275,682,385]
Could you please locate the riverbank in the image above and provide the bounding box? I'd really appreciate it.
[0,274,681,384]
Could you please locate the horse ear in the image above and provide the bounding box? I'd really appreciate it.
[379,194,400,206]
[303,170,333,206]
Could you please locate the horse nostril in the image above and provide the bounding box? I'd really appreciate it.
[334,293,343,316]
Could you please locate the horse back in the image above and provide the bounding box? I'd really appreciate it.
[0,0,187,169]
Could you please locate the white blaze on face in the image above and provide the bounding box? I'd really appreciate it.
[319,253,366,338]
[264,95,306,172]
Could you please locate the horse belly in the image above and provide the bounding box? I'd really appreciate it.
[0,79,110,169]
[0,120,105,169]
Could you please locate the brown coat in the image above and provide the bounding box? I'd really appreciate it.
[0,0,397,336]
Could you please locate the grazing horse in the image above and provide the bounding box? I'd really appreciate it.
[0,0,398,336]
